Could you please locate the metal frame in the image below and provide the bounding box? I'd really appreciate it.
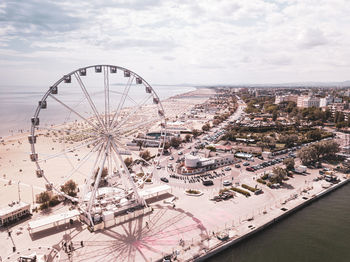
[29,65,167,226]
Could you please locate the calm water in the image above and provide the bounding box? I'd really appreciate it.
[208,183,350,262]
[0,84,195,137]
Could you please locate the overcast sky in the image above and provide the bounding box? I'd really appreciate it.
[0,0,350,86]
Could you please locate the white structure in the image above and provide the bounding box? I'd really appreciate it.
[0,202,30,227]
[320,96,334,107]
[28,209,80,234]
[297,96,320,108]
[185,154,200,168]
[275,95,298,104]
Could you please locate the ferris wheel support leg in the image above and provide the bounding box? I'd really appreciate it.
[87,138,111,225]
[110,139,147,207]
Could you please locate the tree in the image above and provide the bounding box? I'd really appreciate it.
[202,123,210,132]
[272,112,278,121]
[185,134,192,142]
[206,145,216,152]
[124,157,133,168]
[283,158,295,170]
[136,140,143,150]
[271,167,288,183]
[139,150,151,161]
[279,134,298,148]
[298,146,318,165]
[38,191,51,204]
[61,179,78,197]
[306,129,322,141]
[170,137,182,149]
[192,129,200,138]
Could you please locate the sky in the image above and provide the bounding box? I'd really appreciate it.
[0,0,350,87]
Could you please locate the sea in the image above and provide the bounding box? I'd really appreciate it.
[0,84,195,138]
[208,183,350,262]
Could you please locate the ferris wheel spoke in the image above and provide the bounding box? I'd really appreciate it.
[112,94,153,131]
[74,72,107,132]
[116,117,161,136]
[110,139,144,205]
[58,140,104,189]
[109,75,135,129]
[37,137,102,163]
[87,139,111,214]
[82,140,106,204]
[113,139,153,166]
[103,66,111,128]
[48,94,101,132]
[35,125,99,137]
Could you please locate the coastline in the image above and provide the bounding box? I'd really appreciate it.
[193,177,350,262]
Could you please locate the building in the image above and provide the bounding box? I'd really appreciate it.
[297,96,320,108]
[182,153,235,174]
[0,202,31,227]
[274,95,298,104]
[319,96,334,107]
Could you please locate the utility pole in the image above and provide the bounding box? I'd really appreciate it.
[17,181,21,202]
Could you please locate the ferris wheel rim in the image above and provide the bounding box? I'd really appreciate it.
[29,64,167,203]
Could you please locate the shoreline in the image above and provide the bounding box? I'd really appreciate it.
[193,177,350,262]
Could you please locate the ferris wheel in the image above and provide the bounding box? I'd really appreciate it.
[29,65,167,226]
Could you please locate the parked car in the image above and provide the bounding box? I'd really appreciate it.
[243,162,250,166]
[223,180,232,186]
[235,164,241,168]
[160,177,169,183]
[224,167,231,171]
[203,180,214,186]
[169,156,174,160]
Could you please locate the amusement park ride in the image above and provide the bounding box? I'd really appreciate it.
[29,65,167,227]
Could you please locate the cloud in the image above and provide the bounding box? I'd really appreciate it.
[297,28,329,49]
[0,0,350,85]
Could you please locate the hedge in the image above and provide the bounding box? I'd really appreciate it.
[242,184,257,192]
[257,178,267,185]
[231,187,251,197]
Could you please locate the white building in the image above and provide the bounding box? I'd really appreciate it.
[297,96,320,108]
[319,96,334,107]
[275,95,298,104]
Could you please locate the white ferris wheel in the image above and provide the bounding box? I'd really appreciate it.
[29,65,167,226]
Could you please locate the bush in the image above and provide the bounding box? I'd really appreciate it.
[186,189,200,194]
[48,195,61,207]
[242,184,257,192]
[267,182,272,188]
[231,187,251,197]
[39,202,49,210]
[257,178,266,184]
[261,173,269,180]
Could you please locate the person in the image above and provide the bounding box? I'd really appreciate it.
[145,221,149,229]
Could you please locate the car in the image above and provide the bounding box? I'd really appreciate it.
[224,167,231,171]
[178,151,183,155]
[167,163,173,168]
[257,156,264,160]
[223,180,232,186]
[246,167,254,172]
[203,180,214,186]
[243,162,250,166]
[169,156,174,160]
[160,177,169,183]
[156,165,162,169]
[235,164,241,168]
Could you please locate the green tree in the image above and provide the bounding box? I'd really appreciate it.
[124,157,133,168]
[283,158,295,170]
[202,123,211,132]
[139,150,151,161]
[192,129,200,138]
[38,191,51,204]
[170,137,182,149]
[271,167,288,183]
[185,134,192,142]
[60,179,78,197]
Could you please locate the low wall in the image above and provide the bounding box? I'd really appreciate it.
[195,178,350,262]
